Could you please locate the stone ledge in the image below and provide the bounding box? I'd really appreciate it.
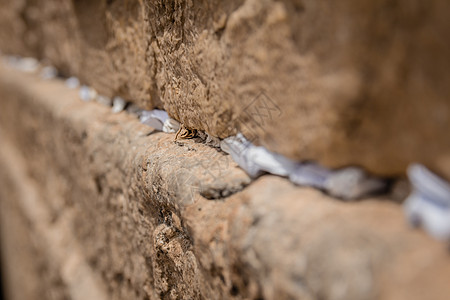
[1,64,450,299]
[1,0,449,177]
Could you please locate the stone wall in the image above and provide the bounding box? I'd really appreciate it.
[1,1,450,299]
[0,0,449,177]
[1,59,450,300]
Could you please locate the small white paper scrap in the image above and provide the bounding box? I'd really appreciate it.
[140,109,170,131]
[65,77,80,89]
[112,96,127,113]
[404,164,450,241]
[79,85,97,102]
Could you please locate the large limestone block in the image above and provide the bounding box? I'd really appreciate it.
[1,62,450,300]
[0,0,449,178]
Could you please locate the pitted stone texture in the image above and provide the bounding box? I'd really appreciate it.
[2,64,450,300]
[1,0,449,178]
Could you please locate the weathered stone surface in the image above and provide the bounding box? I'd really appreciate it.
[1,63,450,300]
[1,0,449,178]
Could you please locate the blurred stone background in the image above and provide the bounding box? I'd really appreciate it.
[1,1,450,300]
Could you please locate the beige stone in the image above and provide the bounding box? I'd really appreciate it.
[1,64,450,300]
[1,0,449,178]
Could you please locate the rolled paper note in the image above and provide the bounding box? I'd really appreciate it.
[247,145,296,177]
[11,57,39,73]
[222,134,387,199]
[289,163,331,189]
[65,77,80,89]
[79,85,97,102]
[162,118,180,133]
[139,109,171,131]
[221,133,295,178]
[112,96,127,113]
[221,134,264,178]
[404,164,450,241]
[324,167,387,200]
[40,66,58,80]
